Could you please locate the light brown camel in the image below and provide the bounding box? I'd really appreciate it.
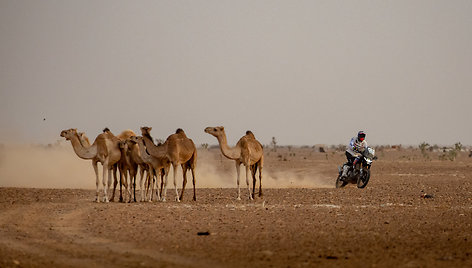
[79,129,136,202]
[141,127,197,202]
[104,128,136,202]
[60,128,122,202]
[128,136,170,201]
[204,126,264,200]
[124,137,153,202]
[118,140,138,202]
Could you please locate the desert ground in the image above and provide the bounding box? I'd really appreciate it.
[0,145,471,267]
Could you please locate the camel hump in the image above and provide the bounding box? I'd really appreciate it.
[175,128,188,138]
[117,129,136,140]
[103,127,111,133]
[245,130,256,139]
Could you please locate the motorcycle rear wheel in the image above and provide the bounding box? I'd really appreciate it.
[357,168,370,188]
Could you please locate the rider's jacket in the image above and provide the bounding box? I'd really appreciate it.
[346,137,368,157]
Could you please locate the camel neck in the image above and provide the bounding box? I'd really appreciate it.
[70,134,97,160]
[130,144,144,164]
[217,133,241,160]
[142,135,167,159]
[136,140,152,163]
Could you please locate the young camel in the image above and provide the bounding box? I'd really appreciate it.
[118,140,138,202]
[124,137,153,202]
[204,126,264,200]
[103,128,136,202]
[60,128,121,202]
[128,136,170,201]
[141,127,197,202]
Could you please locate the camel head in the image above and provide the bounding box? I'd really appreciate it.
[140,126,152,136]
[204,126,225,138]
[118,140,127,150]
[140,126,156,145]
[129,135,142,145]
[60,128,78,141]
[125,137,136,147]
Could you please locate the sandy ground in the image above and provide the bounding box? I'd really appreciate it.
[0,146,471,267]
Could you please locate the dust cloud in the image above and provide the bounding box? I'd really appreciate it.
[0,144,333,189]
[263,170,333,189]
[0,143,94,189]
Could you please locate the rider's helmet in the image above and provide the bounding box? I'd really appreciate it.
[357,131,366,141]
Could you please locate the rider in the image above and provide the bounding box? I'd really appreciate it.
[341,131,368,180]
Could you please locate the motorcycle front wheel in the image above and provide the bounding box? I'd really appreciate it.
[336,174,347,188]
[357,168,370,188]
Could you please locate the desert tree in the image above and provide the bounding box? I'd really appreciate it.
[419,142,430,159]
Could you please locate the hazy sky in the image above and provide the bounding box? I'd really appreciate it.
[1,1,471,146]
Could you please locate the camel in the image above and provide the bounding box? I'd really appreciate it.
[123,137,153,202]
[204,126,264,200]
[104,128,136,202]
[141,127,197,202]
[60,128,122,202]
[78,129,136,202]
[128,136,170,201]
[118,140,138,202]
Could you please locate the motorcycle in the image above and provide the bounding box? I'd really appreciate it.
[336,147,376,189]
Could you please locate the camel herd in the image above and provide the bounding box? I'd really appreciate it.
[60,126,263,203]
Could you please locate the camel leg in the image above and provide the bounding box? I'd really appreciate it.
[128,169,133,202]
[103,166,108,202]
[148,168,155,202]
[108,166,115,203]
[118,169,124,202]
[103,163,110,203]
[180,164,188,201]
[139,167,145,202]
[245,164,253,200]
[148,169,155,201]
[152,170,157,201]
[125,170,132,202]
[173,164,180,202]
[121,170,130,203]
[251,165,257,199]
[155,169,161,201]
[159,168,165,200]
[162,167,170,202]
[144,168,151,201]
[258,165,263,197]
[110,165,118,202]
[131,170,137,202]
[158,168,166,201]
[191,167,196,201]
[235,162,241,200]
[92,160,100,203]
[143,169,148,201]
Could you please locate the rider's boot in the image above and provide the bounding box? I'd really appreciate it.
[341,165,350,181]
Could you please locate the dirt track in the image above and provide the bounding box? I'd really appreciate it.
[1,149,472,267]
